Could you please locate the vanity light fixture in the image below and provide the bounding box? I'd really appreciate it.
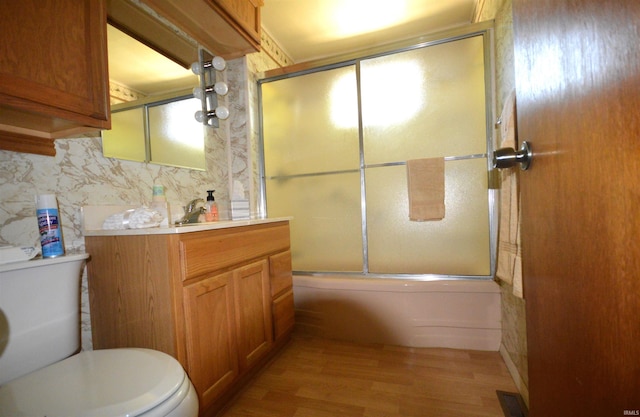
[195,106,230,122]
[192,52,228,126]
[192,82,228,99]
[190,56,226,74]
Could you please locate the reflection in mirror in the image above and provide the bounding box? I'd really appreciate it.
[103,106,145,161]
[103,24,205,170]
[148,96,205,169]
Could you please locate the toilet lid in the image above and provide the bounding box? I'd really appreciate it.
[0,348,186,417]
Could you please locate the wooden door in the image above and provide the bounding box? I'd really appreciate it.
[183,271,239,410]
[234,259,273,370]
[513,0,640,415]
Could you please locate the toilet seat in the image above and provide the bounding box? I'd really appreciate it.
[0,348,195,417]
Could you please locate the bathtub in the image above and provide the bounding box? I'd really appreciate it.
[293,275,501,351]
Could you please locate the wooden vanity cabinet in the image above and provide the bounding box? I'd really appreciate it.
[86,221,293,417]
[0,0,110,156]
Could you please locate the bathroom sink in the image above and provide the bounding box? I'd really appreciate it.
[175,221,201,227]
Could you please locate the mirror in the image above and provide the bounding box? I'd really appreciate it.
[107,24,198,104]
[104,1,206,170]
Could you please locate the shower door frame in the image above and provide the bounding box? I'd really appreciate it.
[258,21,497,281]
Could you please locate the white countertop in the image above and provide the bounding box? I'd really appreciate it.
[83,217,291,236]
[82,205,290,236]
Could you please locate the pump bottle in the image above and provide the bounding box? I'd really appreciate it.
[150,184,171,227]
[204,190,219,221]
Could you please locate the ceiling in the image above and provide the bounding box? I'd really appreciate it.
[107,0,479,97]
[261,0,479,63]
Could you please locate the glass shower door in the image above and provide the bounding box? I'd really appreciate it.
[361,35,490,276]
[261,32,492,277]
[261,66,363,272]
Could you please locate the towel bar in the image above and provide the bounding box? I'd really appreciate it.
[266,153,490,180]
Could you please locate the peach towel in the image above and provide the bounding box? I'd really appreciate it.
[407,158,445,221]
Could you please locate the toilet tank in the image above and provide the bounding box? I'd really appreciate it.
[0,253,89,385]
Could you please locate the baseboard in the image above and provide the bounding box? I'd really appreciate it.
[499,343,529,407]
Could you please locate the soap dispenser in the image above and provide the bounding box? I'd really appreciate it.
[204,190,219,221]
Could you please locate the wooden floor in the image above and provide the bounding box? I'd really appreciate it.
[219,333,518,417]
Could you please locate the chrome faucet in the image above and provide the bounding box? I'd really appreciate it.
[175,198,205,225]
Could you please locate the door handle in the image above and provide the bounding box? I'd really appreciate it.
[492,141,532,171]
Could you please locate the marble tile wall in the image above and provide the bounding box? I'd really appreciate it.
[0,124,229,350]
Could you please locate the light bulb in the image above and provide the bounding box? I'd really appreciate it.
[194,110,206,123]
[193,87,203,100]
[190,62,202,75]
[214,105,229,120]
[212,56,226,71]
[214,82,228,95]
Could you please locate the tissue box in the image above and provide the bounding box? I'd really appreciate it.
[231,200,250,220]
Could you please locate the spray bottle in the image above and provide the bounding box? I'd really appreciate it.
[36,194,65,258]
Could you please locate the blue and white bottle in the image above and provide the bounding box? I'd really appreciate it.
[36,194,65,258]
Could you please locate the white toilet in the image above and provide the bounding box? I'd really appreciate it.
[0,253,198,417]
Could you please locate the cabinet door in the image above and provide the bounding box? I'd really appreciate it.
[183,271,239,410]
[212,0,262,44]
[269,250,293,298]
[0,0,110,154]
[273,289,295,340]
[142,0,260,59]
[234,259,273,369]
[269,250,294,341]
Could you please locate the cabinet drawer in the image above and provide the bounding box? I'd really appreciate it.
[273,289,295,340]
[270,250,292,298]
[180,223,290,281]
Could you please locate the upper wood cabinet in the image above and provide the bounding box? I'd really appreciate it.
[0,0,263,157]
[212,0,262,45]
[0,0,111,156]
[141,0,263,60]
[107,0,200,68]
